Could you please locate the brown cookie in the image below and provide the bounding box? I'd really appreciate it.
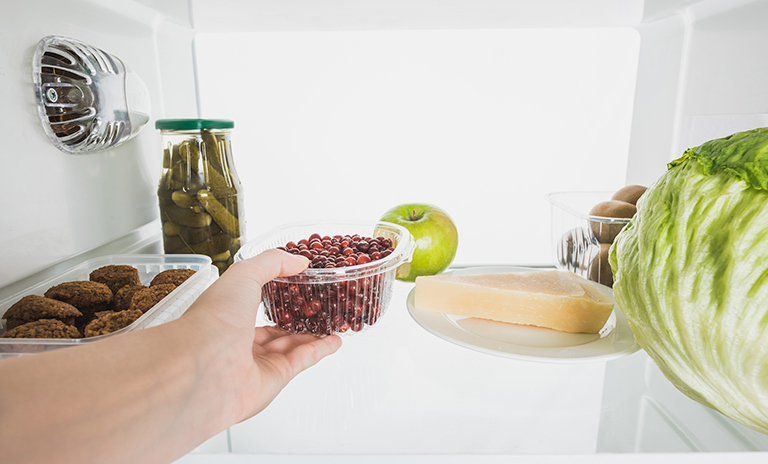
[112,285,146,312]
[129,284,176,313]
[44,281,113,329]
[2,295,82,331]
[150,269,196,288]
[84,309,143,338]
[89,265,142,294]
[1,319,81,339]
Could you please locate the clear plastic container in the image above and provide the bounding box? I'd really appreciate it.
[547,191,633,288]
[235,221,415,335]
[0,254,218,358]
[156,119,245,275]
[32,35,150,154]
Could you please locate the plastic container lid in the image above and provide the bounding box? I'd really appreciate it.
[155,119,234,130]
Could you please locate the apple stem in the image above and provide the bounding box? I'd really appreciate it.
[410,209,423,221]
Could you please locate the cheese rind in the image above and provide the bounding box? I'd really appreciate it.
[414,270,614,334]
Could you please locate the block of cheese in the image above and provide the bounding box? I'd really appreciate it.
[414,270,614,334]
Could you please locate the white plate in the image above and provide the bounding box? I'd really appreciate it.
[406,266,640,363]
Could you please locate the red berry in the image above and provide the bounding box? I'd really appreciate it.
[271,231,393,335]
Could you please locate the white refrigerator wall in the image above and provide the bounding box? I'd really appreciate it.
[194,28,638,268]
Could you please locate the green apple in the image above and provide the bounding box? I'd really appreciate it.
[379,203,458,282]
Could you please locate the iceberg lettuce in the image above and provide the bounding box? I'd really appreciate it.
[610,127,768,434]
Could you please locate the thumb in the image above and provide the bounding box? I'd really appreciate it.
[185,249,309,328]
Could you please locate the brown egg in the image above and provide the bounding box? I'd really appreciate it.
[589,200,636,243]
[611,185,647,205]
[587,243,614,287]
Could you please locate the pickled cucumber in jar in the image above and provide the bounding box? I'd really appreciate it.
[155,119,245,274]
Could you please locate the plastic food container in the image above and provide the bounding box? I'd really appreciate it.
[0,254,218,358]
[235,221,415,335]
[547,192,633,288]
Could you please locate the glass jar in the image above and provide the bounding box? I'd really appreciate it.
[155,119,245,274]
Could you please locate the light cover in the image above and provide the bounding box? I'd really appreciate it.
[32,35,150,154]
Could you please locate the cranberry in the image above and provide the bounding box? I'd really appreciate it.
[279,311,293,324]
[265,230,397,335]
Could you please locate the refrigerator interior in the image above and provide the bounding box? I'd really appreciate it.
[2,0,768,460]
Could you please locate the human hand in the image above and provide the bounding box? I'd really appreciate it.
[183,249,342,422]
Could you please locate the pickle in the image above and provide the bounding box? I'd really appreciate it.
[162,146,171,169]
[163,161,189,191]
[179,139,201,170]
[161,205,212,228]
[201,131,225,174]
[176,223,223,244]
[167,231,230,255]
[202,159,236,197]
[197,189,239,236]
[171,190,198,209]
[213,261,228,275]
[210,249,231,262]
[163,221,180,236]
[162,234,186,252]
[230,236,241,249]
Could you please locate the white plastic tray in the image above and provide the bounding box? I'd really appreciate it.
[0,254,218,357]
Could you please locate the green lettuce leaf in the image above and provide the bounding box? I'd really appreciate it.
[610,127,768,434]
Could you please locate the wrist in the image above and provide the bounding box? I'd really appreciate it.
[170,311,255,428]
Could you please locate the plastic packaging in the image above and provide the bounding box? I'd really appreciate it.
[156,119,245,274]
[235,221,415,335]
[0,254,217,358]
[547,191,632,288]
